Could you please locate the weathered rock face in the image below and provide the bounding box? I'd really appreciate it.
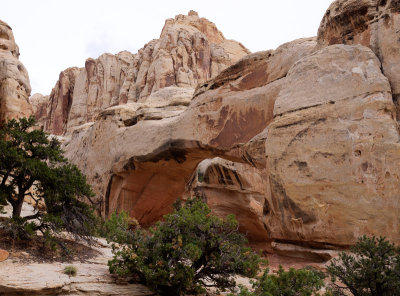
[187,158,268,242]
[29,93,48,129]
[0,20,32,121]
[45,67,80,135]
[265,44,400,246]
[27,3,400,256]
[43,11,249,135]
[62,37,317,242]
[317,0,400,119]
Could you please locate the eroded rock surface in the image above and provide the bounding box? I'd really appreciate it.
[20,2,400,257]
[62,37,317,243]
[0,240,153,296]
[187,158,268,242]
[318,0,400,118]
[43,11,249,135]
[0,20,32,121]
[29,93,49,129]
[265,44,400,246]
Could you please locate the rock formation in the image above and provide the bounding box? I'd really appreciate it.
[0,239,153,296]
[43,11,249,135]
[61,37,317,243]
[24,1,400,258]
[187,157,268,242]
[265,44,400,247]
[0,20,32,121]
[318,0,400,119]
[29,93,48,129]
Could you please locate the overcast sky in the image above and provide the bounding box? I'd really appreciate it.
[3,0,333,95]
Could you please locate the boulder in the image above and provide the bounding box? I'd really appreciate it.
[265,44,400,246]
[0,249,9,262]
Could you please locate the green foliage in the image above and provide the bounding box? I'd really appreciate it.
[232,265,325,296]
[0,116,96,242]
[99,211,137,244]
[40,164,97,241]
[327,235,400,296]
[2,216,36,240]
[256,266,325,296]
[63,265,78,276]
[232,285,256,296]
[108,198,262,296]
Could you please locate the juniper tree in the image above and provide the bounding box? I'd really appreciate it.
[108,198,262,296]
[0,116,96,240]
[327,236,400,296]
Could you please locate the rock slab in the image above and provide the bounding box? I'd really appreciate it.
[0,239,153,296]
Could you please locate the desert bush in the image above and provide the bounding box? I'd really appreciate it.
[99,211,137,244]
[108,198,262,296]
[1,216,36,240]
[63,265,77,276]
[232,265,326,296]
[327,235,400,296]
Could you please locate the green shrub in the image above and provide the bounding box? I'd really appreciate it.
[63,265,77,276]
[99,211,137,244]
[108,198,262,296]
[327,235,400,296]
[1,216,37,240]
[232,265,326,296]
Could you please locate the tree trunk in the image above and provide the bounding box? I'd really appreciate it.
[12,195,24,218]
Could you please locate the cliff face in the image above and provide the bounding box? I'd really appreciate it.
[265,44,399,247]
[0,20,32,121]
[318,0,400,119]
[40,11,249,135]
[26,2,400,258]
[265,0,400,249]
[29,93,49,129]
[60,37,316,245]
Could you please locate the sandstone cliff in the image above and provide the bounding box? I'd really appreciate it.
[29,93,48,129]
[265,44,399,248]
[0,20,32,121]
[29,1,400,259]
[41,11,249,135]
[61,37,317,244]
[318,0,400,118]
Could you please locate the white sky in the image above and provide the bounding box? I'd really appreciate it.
[2,0,333,95]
